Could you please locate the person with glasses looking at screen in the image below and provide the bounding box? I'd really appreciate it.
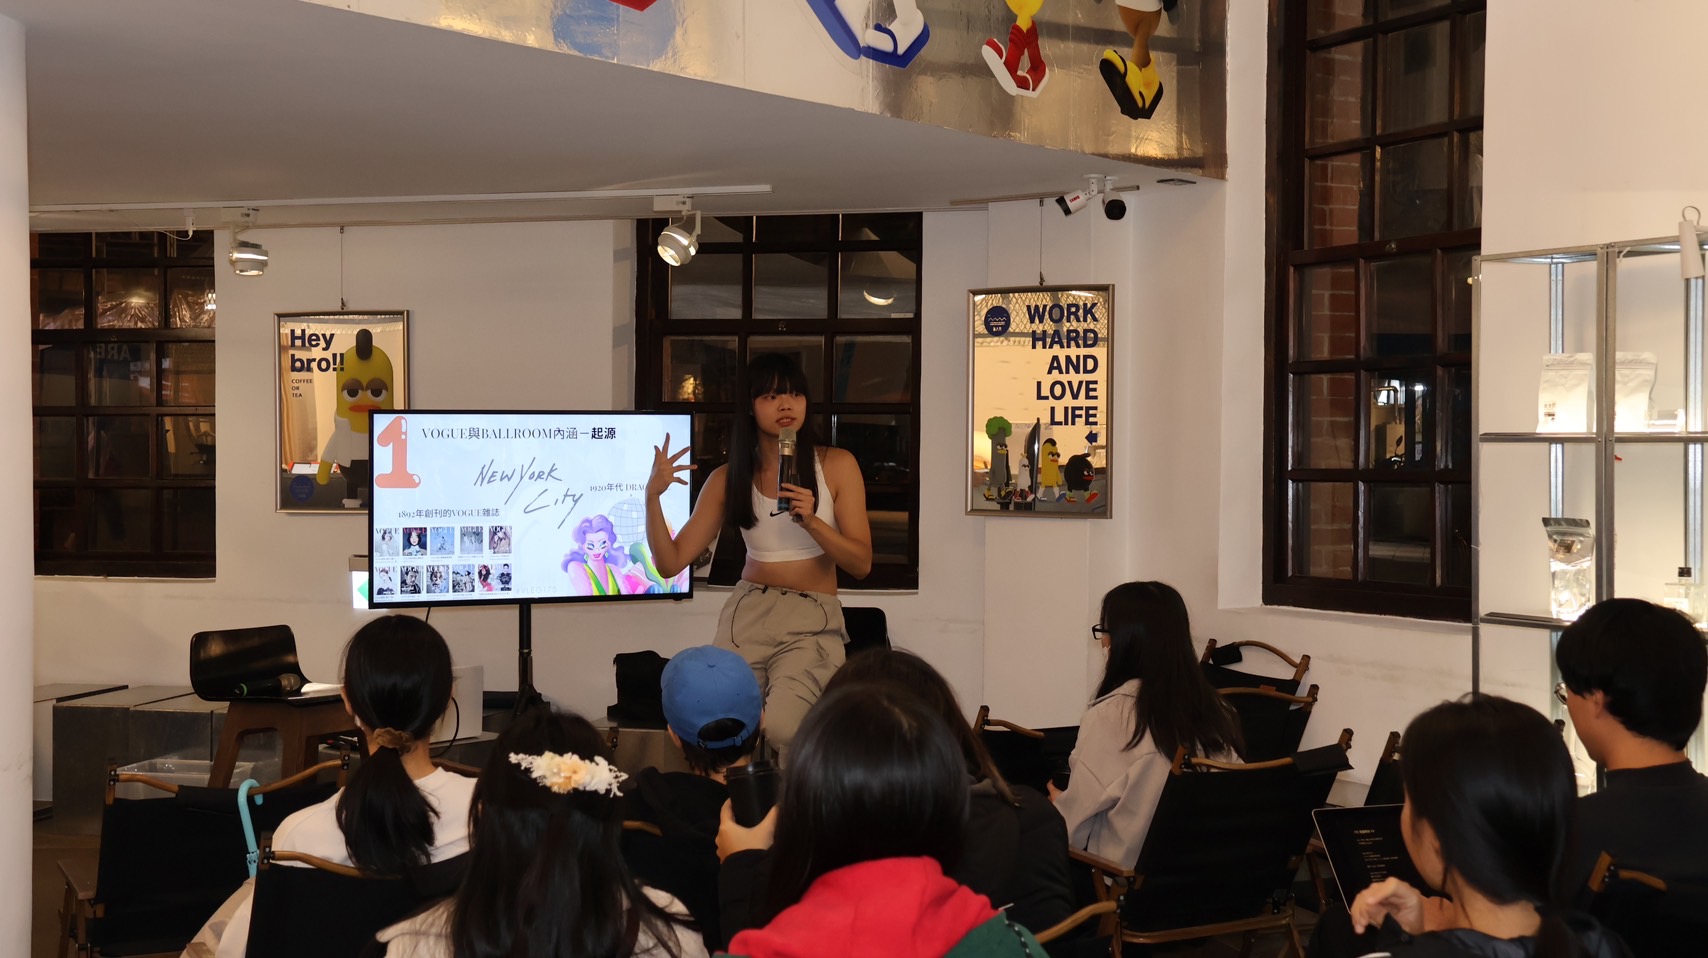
[1049,581,1243,872]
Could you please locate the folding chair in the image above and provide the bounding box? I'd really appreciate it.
[1071,730,1354,958]
[1218,684,1320,762]
[1201,638,1310,695]
[973,706,1079,796]
[1586,852,1708,957]
[58,759,344,958]
[246,841,469,958]
[1363,730,1404,806]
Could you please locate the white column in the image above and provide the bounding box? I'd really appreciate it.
[0,14,31,952]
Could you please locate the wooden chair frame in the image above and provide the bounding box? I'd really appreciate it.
[1588,851,1668,894]
[1216,684,1320,711]
[1201,639,1311,686]
[974,705,1046,740]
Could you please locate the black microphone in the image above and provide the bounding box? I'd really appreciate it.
[777,426,798,516]
[233,674,304,698]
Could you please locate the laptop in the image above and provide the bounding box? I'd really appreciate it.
[1313,804,1430,904]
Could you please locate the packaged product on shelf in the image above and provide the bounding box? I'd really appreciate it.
[1538,353,1593,432]
[1542,517,1595,622]
[1614,352,1658,433]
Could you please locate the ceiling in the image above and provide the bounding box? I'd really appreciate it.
[0,0,1186,231]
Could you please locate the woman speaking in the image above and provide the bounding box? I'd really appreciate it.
[645,354,872,759]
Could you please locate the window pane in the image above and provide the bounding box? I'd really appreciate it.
[1377,137,1451,239]
[167,231,217,260]
[1460,11,1486,118]
[1306,151,1369,249]
[1308,0,1371,37]
[1369,254,1434,357]
[1294,482,1354,579]
[1379,0,1448,18]
[88,342,155,406]
[662,337,739,403]
[37,488,76,552]
[669,253,743,319]
[1459,130,1483,229]
[1367,483,1432,584]
[1445,366,1472,470]
[1444,249,1474,352]
[748,336,825,399]
[33,344,76,406]
[866,489,912,566]
[167,268,216,328]
[1295,373,1357,469]
[162,416,215,477]
[1307,41,1368,146]
[754,252,829,319]
[834,336,913,402]
[1296,264,1358,360]
[88,488,152,552]
[33,233,90,258]
[32,269,85,329]
[699,216,752,243]
[34,417,75,479]
[162,342,215,406]
[94,231,157,258]
[1380,21,1450,133]
[89,417,152,478]
[164,488,215,552]
[94,268,162,329]
[688,414,731,505]
[839,251,918,318]
[834,414,913,485]
[842,213,922,246]
[1368,370,1433,469]
[1445,482,1471,587]
[756,215,836,245]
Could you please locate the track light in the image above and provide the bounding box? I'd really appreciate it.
[657,209,701,267]
[228,207,268,276]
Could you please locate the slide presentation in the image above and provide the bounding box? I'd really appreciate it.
[368,411,692,607]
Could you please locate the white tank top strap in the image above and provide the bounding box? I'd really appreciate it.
[742,452,839,563]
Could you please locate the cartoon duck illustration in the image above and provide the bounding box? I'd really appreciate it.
[315,328,395,508]
[803,0,930,68]
[984,0,1048,97]
[1100,0,1177,120]
[1039,437,1064,502]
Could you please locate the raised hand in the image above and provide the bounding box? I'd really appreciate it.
[647,434,695,499]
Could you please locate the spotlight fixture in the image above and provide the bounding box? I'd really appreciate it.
[227,207,268,276]
[657,209,701,267]
[1101,176,1127,221]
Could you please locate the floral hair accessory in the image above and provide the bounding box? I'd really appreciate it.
[508,750,628,797]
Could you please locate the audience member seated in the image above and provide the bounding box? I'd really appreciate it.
[1554,598,1708,903]
[623,645,765,948]
[823,649,1075,940]
[185,616,476,958]
[715,684,1046,957]
[1049,581,1242,870]
[375,708,706,958]
[1318,696,1628,958]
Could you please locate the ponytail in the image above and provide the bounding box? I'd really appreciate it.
[333,615,453,876]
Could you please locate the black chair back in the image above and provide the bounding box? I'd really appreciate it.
[1123,748,1346,931]
[1202,664,1302,696]
[1364,731,1404,806]
[190,624,308,702]
[975,707,1079,796]
[1588,856,1708,958]
[247,852,468,958]
[1200,639,1310,697]
[1220,685,1318,763]
[843,607,891,659]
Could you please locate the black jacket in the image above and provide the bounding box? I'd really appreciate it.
[622,768,728,948]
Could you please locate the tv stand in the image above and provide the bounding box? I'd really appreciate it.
[514,601,546,715]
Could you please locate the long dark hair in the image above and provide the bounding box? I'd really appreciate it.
[766,684,969,915]
[1095,581,1242,759]
[1401,696,1581,958]
[448,709,686,958]
[826,649,1017,805]
[335,615,453,876]
[726,353,821,530]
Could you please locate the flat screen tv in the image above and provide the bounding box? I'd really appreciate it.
[367,410,692,608]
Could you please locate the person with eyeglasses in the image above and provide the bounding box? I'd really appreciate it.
[1552,599,1708,913]
[1048,581,1243,873]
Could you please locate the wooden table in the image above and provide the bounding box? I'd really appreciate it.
[210,696,356,788]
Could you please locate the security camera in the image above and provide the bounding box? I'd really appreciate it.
[1102,192,1127,221]
[1055,189,1092,216]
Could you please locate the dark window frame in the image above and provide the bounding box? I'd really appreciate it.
[31,231,216,578]
[1264,0,1484,621]
[634,214,924,591]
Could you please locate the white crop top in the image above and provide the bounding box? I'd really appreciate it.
[743,455,839,562]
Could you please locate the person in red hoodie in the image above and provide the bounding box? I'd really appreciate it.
[715,684,1043,958]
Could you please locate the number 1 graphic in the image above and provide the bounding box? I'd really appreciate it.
[376,415,422,488]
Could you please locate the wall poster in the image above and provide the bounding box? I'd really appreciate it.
[968,286,1111,518]
[277,311,410,513]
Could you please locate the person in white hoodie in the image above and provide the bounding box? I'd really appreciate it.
[1049,581,1243,869]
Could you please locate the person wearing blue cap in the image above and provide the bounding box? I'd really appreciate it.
[622,646,765,950]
